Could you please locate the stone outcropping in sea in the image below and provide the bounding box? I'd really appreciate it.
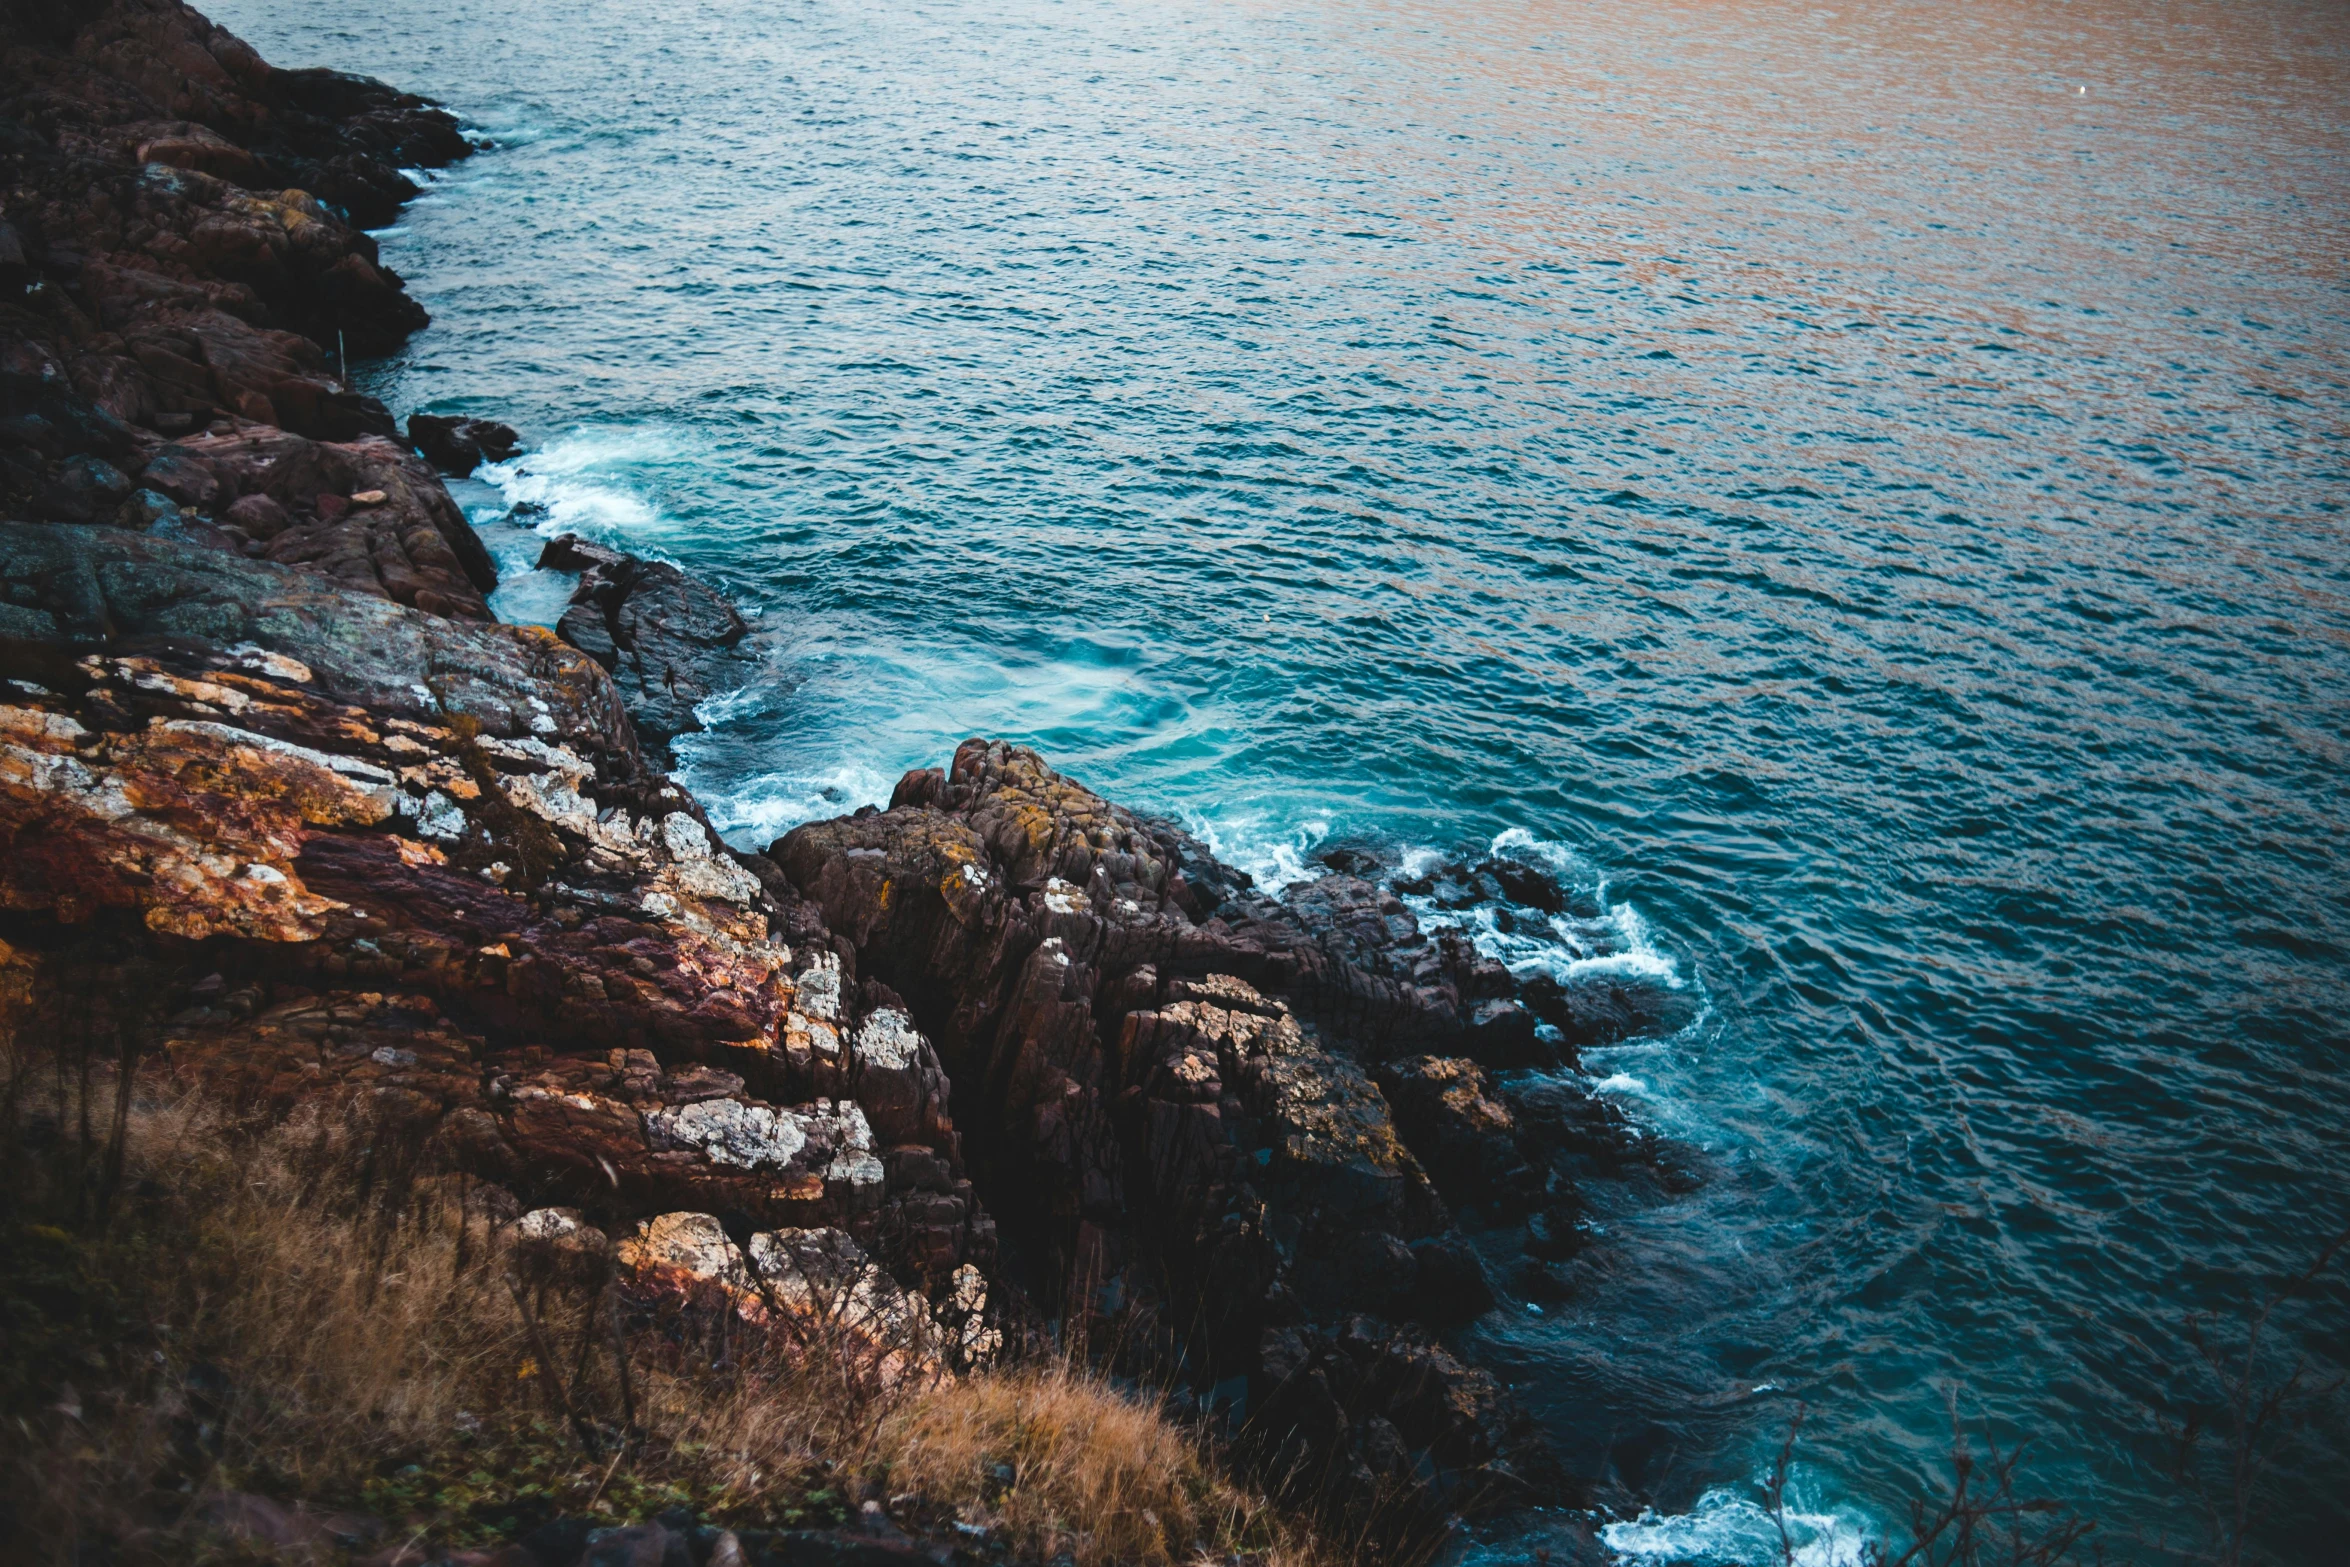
[539,531,755,762]
[0,0,499,617]
[777,741,1562,1514]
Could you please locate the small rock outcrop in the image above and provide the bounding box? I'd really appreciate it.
[540,532,752,758]
[407,411,520,476]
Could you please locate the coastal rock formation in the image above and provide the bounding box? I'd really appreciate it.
[0,0,508,620]
[540,532,753,758]
[775,740,1550,1515]
[0,521,990,1291]
[408,411,519,477]
[0,2,1706,1552]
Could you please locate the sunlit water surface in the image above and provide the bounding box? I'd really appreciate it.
[208,0,2350,1558]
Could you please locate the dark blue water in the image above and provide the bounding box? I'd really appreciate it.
[210,0,2350,1557]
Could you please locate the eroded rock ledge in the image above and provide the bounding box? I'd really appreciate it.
[0,516,1559,1524]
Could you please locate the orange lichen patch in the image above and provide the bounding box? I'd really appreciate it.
[0,699,413,940]
[612,1211,944,1387]
[122,719,400,828]
[1415,1056,1516,1138]
[392,836,446,868]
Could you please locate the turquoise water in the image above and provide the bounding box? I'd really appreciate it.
[212,0,2350,1557]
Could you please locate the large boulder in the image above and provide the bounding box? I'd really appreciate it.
[175,426,500,617]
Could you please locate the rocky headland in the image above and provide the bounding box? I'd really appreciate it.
[0,6,1693,1563]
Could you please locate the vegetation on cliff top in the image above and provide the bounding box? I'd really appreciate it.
[0,1035,1332,1567]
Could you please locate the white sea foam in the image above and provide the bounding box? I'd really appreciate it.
[691,680,785,730]
[1490,824,1583,881]
[479,427,692,550]
[1186,810,1331,892]
[1593,1072,1648,1096]
[1398,845,1445,880]
[1601,1479,1872,1567]
[1393,826,1687,993]
[685,759,898,850]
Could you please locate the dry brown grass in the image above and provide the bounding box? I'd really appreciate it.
[0,1063,1331,1567]
[880,1363,1288,1565]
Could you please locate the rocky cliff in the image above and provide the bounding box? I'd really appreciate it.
[0,3,1692,1558]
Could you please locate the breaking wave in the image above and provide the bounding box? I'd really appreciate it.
[1601,1478,1873,1567]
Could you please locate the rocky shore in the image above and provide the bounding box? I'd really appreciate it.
[1,6,1691,1562]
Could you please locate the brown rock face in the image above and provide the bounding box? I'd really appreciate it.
[1,0,472,533]
[1372,1055,1536,1212]
[0,522,990,1292]
[173,425,500,616]
[776,739,1549,1518]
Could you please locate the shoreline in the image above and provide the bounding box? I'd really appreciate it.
[0,5,1695,1561]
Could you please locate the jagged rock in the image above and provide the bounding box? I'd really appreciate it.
[222,490,288,538]
[39,452,132,522]
[1249,1316,1532,1520]
[748,1226,918,1359]
[1500,1072,1700,1197]
[539,533,751,757]
[407,413,519,477]
[0,6,1633,1543]
[0,0,469,553]
[174,426,499,617]
[139,442,219,508]
[513,1206,614,1288]
[1409,1231,1496,1324]
[1372,1056,1534,1212]
[113,486,178,529]
[776,739,1541,1521]
[1464,996,1543,1067]
[609,1210,961,1384]
[0,523,987,1282]
[617,1211,751,1296]
[1518,968,1698,1049]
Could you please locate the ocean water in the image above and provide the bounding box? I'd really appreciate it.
[207,0,2350,1557]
